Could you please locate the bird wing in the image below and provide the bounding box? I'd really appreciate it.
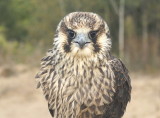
[104,57,131,118]
[35,49,54,99]
[35,49,55,116]
[111,57,131,88]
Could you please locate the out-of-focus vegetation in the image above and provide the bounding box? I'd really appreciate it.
[0,0,160,71]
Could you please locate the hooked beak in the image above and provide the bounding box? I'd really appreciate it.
[73,33,91,48]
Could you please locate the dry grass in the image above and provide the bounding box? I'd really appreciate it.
[0,65,160,118]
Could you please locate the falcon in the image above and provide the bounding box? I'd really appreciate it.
[35,12,131,118]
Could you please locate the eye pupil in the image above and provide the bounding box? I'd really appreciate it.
[68,30,76,39]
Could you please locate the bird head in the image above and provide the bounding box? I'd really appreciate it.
[54,12,111,58]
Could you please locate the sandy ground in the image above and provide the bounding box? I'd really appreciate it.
[0,65,160,118]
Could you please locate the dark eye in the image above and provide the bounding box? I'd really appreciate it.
[67,29,76,39]
[89,31,97,39]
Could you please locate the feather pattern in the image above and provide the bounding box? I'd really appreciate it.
[35,12,131,118]
[36,48,131,118]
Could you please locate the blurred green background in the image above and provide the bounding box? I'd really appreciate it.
[0,0,160,72]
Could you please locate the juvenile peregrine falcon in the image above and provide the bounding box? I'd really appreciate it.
[36,12,131,118]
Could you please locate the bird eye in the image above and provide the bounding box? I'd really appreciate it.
[89,31,97,39]
[67,29,76,39]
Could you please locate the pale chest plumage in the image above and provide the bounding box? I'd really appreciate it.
[38,49,116,118]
